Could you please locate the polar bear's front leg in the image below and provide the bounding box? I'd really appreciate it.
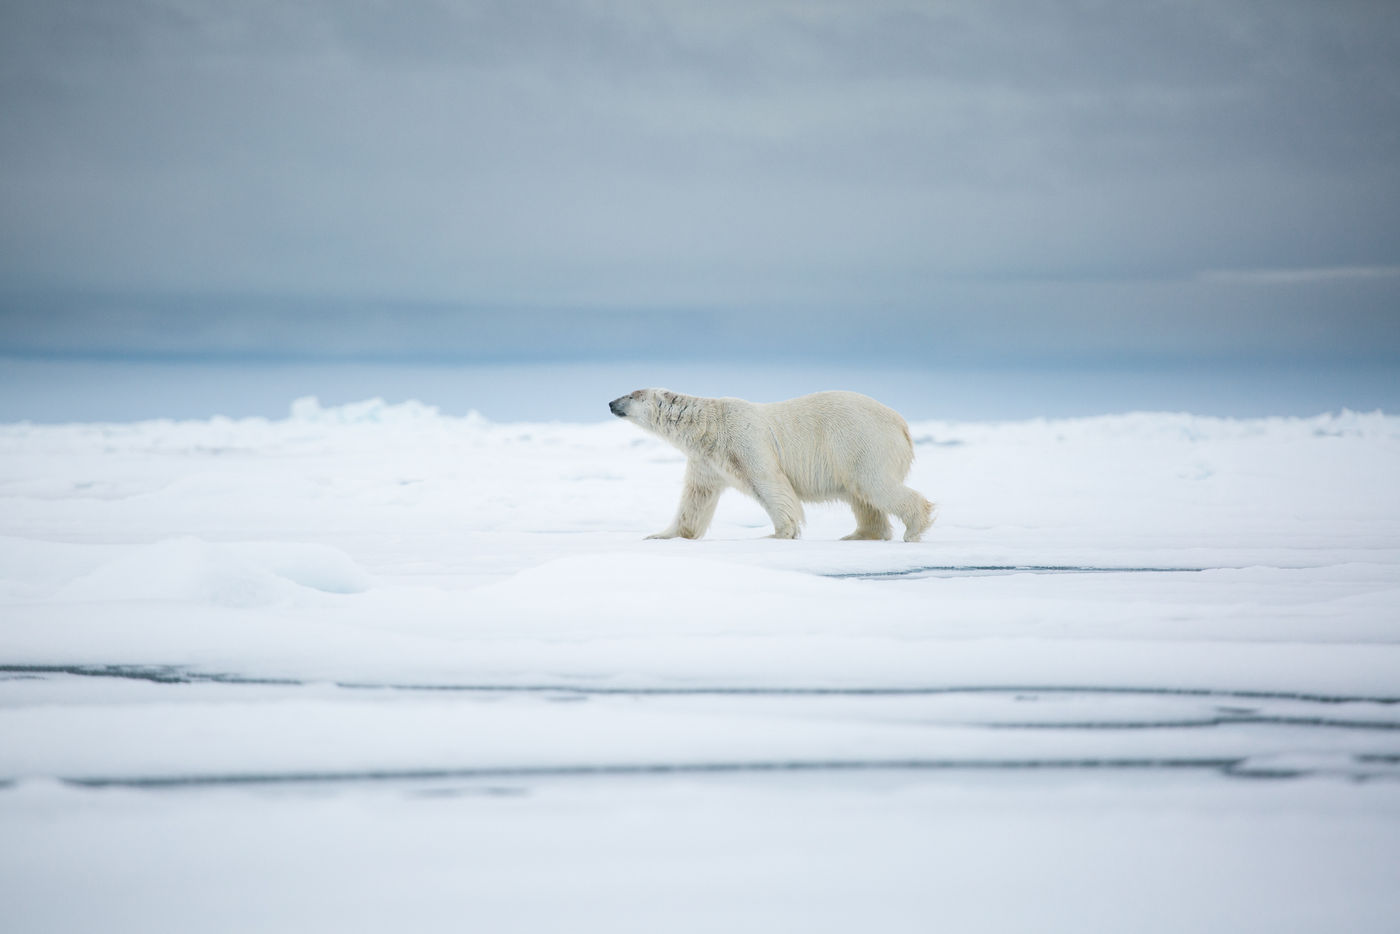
[745,473,804,540]
[647,460,725,540]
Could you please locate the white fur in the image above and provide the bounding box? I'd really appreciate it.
[609,389,936,541]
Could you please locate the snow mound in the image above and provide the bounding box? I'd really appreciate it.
[909,408,1400,446]
[57,538,370,607]
[289,396,469,425]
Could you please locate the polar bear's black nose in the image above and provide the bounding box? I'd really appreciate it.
[609,397,627,417]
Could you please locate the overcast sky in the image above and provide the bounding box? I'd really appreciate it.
[1,0,1397,366]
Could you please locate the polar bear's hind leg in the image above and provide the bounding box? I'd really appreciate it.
[853,480,934,543]
[841,499,893,540]
[895,488,936,542]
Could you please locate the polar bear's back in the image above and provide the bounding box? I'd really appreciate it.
[753,391,914,499]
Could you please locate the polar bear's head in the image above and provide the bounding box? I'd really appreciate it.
[608,388,659,425]
[611,388,720,454]
[609,388,688,432]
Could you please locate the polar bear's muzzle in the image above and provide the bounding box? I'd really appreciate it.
[608,396,629,418]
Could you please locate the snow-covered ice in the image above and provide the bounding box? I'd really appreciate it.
[2,397,1399,932]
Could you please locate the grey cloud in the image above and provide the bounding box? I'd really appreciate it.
[5,273,1396,367]
[0,0,1397,363]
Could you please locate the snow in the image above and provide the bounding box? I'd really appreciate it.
[2,397,1399,932]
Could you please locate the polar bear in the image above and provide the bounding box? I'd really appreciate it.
[608,388,935,541]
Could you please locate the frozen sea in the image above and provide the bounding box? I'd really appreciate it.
[2,391,1399,932]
